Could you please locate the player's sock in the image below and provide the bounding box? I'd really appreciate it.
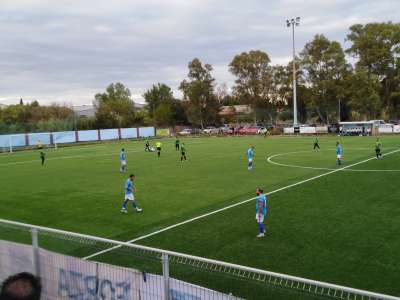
[258,223,264,234]
[131,201,137,209]
[122,200,128,210]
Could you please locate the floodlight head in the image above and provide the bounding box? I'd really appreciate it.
[286,20,291,27]
[296,17,300,22]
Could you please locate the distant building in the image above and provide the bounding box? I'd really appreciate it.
[219,105,253,116]
[134,102,146,111]
[73,102,144,118]
[73,105,96,118]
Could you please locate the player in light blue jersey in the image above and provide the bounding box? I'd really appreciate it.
[119,149,127,173]
[255,188,267,238]
[247,146,255,170]
[336,142,343,165]
[120,174,142,213]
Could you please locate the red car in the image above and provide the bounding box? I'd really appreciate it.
[237,127,259,135]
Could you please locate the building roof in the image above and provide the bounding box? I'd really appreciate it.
[219,105,252,116]
[134,102,145,110]
[73,105,96,117]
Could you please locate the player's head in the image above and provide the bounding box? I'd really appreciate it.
[0,272,42,300]
[129,174,135,180]
[256,187,263,195]
[121,148,125,152]
[251,146,255,150]
[336,141,340,146]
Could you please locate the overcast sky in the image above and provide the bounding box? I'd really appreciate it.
[0,0,398,106]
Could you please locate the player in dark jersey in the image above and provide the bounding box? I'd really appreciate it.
[375,138,382,159]
[40,151,46,166]
[145,139,150,152]
[180,143,187,161]
[313,137,320,150]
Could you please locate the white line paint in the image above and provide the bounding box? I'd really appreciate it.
[0,148,144,167]
[83,148,400,260]
[0,140,205,166]
[267,149,400,172]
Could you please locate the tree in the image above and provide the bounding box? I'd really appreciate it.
[143,83,174,119]
[347,68,381,120]
[346,22,400,117]
[229,50,274,123]
[179,58,219,128]
[94,83,136,128]
[271,63,311,123]
[300,34,350,123]
[154,102,174,126]
[170,99,188,125]
[0,102,74,133]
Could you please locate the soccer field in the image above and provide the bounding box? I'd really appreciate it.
[1,135,400,298]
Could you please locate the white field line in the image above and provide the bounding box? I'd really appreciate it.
[0,141,208,167]
[0,143,110,158]
[0,149,144,167]
[83,148,400,260]
[267,149,400,172]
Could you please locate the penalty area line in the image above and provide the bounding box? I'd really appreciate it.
[83,148,400,261]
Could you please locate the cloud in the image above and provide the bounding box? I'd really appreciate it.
[0,0,398,105]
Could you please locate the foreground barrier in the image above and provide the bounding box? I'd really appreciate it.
[0,219,398,300]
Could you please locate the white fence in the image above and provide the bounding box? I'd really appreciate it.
[378,125,400,134]
[0,219,399,300]
[0,127,155,152]
[283,125,400,135]
[1,240,236,300]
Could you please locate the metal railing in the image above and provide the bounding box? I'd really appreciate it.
[0,218,398,300]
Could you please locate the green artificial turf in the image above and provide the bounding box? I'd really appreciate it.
[0,135,399,299]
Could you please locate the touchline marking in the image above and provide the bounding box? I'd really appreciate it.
[267,149,400,172]
[0,149,144,167]
[83,148,400,260]
[0,140,205,166]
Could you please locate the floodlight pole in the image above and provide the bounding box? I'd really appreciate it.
[287,17,300,127]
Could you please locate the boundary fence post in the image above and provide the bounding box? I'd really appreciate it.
[31,228,40,277]
[162,253,170,300]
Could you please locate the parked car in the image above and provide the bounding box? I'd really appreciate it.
[178,128,192,135]
[220,126,234,134]
[238,126,259,135]
[257,127,268,135]
[203,127,220,134]
[328,125,338,133]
